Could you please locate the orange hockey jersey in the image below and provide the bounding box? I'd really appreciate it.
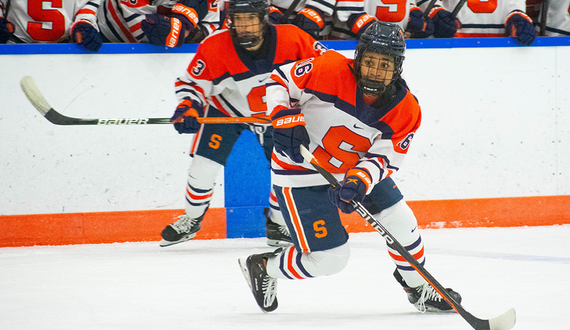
[174,24,327,120]
[267,50,422,191]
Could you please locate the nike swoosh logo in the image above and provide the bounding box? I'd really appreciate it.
[353,124,363,129]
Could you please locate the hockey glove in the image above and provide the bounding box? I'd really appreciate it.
[328,168,371,214]
[347,13,376,40]
[272,109,310,163]
[269,6,284,25]
[406,6,434,38]
[71,21,102,52]
[0,16,15,43]
[171,99,204,134]
[171,2,207,37]
[292,6,325,39]
[431,8,460,38]
[142,14,186,47]
[505,11,536,46]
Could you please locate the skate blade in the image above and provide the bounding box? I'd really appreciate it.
[158,233,196,247]
[237,257,253,291]
[266,239,292,247]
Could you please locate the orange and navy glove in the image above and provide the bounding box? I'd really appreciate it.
[329,168,372,214]
[272,108,310,163]
[347,13,376,40]
[0,16,15,43]
[171,1,207,35]
[269,6,284,25]
[406,6,434,38]
[171,99,204,134]
[142,14,186,47]
[505,10,536,46]
[71,21,102,52]
[292,5,325,39]
[431,7,461,38]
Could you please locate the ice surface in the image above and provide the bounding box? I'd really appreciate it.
[1,225,569,330]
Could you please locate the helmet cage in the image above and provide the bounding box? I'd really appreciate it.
[225,0,269,49]
[353,22,406,96]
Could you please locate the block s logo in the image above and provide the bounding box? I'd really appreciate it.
[397,132,414,151]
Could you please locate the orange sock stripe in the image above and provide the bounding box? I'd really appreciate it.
[286,247,304,279]
[283,187,310,253]
[388,246,424,263]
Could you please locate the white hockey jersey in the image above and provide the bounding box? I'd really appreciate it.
[98,0,220,43]
[266,50,421,189]
[174,24,326,153]
[330,0,417,40]
[438,0,527,37]
[6,0,100,43]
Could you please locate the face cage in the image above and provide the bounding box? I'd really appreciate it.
[354,49,403,96]
[228,11,267,49]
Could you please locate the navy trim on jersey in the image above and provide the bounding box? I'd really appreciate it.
[234,25,277,75]
[304,88,355,117]
[461,24,505,29]
[311,0,335,11]
[546,27,570,36]
[102,0,125,42]
[272,168,318,176]
[218,94,246,117]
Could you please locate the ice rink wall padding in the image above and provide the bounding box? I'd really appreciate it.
[2,37,570,247]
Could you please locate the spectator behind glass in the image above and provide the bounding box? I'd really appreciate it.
[2,0,102,51]
[98,0,221,47]
[437,0,536,45]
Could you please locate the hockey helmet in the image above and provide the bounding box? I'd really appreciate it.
[353,21,406,96]
[224,0,270,49]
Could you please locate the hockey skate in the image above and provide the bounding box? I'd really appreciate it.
[159,213,204,247]
[394,269,462,312]
[238,251,279,313]
[264,208,292,247]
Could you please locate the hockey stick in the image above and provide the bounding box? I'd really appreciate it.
[539,0,549,36]
[299,145,516,330]
[423,0,438,19]
[20,76,270,126]
[280,0,303,23]
[451,0,468,18]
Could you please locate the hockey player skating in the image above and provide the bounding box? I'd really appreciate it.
[239,21,462,313]
[160,0,328,247]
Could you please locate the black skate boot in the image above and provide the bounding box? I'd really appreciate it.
[264,208,292,247]
[159,213,204,247]
[394,269,462,312]
[238,250,280,313]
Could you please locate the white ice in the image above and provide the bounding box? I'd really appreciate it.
[1,225,569,330]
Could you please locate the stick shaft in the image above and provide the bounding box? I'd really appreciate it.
[451,0,468,18]
[423,0,438,19]
[20,76,270,126]
[299,145,515,330]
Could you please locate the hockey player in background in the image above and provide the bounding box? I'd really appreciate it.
[238,21,462,313]
[98,0,220,46]
[437,0,536,45]
[159,0,328,247]
[1,0,102,51]
[329,1,442,40]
